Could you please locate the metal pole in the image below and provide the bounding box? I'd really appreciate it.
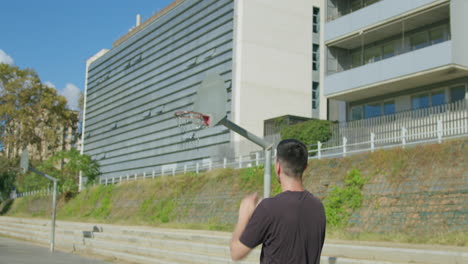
[50,180,57,252]
[219,118,272,198]
[264,149,272,198]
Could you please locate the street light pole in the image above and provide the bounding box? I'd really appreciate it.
[20,150,58,252]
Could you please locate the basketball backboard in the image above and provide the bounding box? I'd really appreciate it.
[193,72,227,127]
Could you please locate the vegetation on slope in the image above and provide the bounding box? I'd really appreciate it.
[1,139,467,246]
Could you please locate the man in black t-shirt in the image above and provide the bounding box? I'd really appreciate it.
[230,139,326,263]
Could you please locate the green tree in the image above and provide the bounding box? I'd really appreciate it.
[0,64,76,160]
[280,119,333,148]
[0,156,16,200]
[16,149,100,194]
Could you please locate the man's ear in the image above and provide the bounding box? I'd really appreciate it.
[275,161,281,177]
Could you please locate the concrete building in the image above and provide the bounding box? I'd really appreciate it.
[324,0,468,122]
[82,0,323,179]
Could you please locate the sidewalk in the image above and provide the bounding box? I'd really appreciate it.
[0,236,113,264]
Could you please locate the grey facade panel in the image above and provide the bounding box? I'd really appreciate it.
[84,0,235,179]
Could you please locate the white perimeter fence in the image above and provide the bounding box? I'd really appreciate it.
[14,100,468,196]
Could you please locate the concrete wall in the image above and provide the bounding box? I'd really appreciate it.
[232,0,321,154]
[325,0,443,42]
[84,0,235,178]
[451,0,468,68]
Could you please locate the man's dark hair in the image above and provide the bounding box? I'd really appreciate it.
[276,139,308,178]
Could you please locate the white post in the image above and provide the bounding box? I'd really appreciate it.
[127,174,130,181]
[143,172,146,179]
[134,173,137,180]
[120,176,122,184]
[208,159,212,171]
[239,155,242,169]
[343,137,347,157]
[196,163,199,174]
[172,167,176,176]
[152,170,155,179]
[437,119,443,144]
[317,141,322,159]
[105,178,108,186]
[371,133,375,152]
[161,167,164,176]
[112,177,115,184]
[184,165,187,174]
[402,127,407,147]
[255,152,260,166]
[223,158,227,168]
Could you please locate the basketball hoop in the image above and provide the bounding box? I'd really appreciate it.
[174,111,210,131]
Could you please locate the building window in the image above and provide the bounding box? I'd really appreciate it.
[364,103,382,118]
[364,45,382,64]
[450,85,466,103]
[383,101,395,115]
[332,21,450,74]
[313,44,319,71]
[431,90,445,106]
[351,106,363,121]
[412,94,430,109]
[312,82,319,109]
[410,31,430,51]
[313,7,320,33]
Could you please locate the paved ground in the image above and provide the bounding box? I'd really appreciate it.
[0,236,113,264]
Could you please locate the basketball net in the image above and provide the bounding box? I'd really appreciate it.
[174,111,210,148]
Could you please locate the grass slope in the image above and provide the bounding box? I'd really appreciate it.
[2,139,467,246]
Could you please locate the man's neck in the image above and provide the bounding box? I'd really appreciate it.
[280,174,305,192]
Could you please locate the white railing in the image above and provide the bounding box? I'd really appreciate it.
[11,188,55,199]
[94,117,467,186]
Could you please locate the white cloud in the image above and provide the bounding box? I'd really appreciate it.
[59,83,82,111]
[0,50,14,65]
[44,81,56,89]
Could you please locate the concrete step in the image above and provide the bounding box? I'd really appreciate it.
[322,243,467,264]
[84,236,258,264]
[91,231,260,260]
[1,217,466,264]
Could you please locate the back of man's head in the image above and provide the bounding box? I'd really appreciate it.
[276,139,308,179]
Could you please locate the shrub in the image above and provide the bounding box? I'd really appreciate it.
[280,119,333,149]
[324,169,368,228]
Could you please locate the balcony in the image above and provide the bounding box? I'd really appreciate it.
[324,41,468,101]
[325,0,446,42]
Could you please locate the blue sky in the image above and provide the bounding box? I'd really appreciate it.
[0,0,174,110]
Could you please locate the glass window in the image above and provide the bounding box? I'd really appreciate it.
[382,41,396,59]
[450,85,466,102]
[364,45,382,64]
[313,7,320,33]
[430,26,445,44]
[350,0,362,12]
[312,82,319,109]
[431,90,445,106]
[365,103,382,118]
[412,94,430,109]
[313,44,319,71]
[366,0,379,5]
[383,101,395,115]
[351,106,363,121]
[351,50,362,68]
[410,31,429,50]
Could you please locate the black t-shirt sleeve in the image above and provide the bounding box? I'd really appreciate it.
[239,200,270,249]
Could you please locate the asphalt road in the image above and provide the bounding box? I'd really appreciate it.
[0,236,113,264]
